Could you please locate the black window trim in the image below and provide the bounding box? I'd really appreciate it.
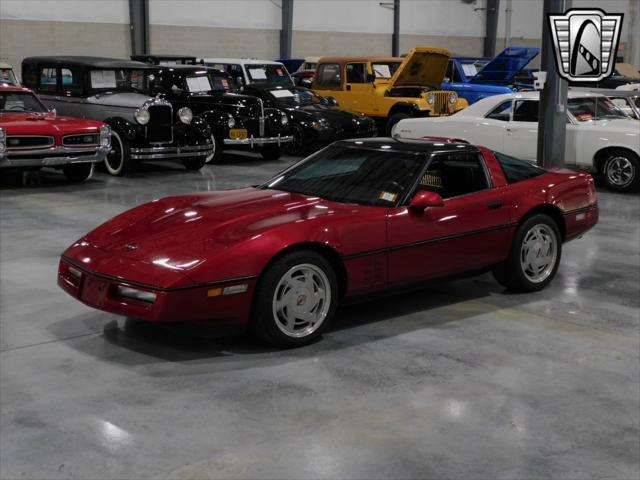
[485,100,513,122]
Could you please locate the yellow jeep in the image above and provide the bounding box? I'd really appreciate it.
[312,47,468,135]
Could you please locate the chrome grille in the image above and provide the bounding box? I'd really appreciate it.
[62,134,100,147]
[6,136,54,150]
[146,104,173,144]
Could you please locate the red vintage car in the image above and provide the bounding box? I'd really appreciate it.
[0,86,110,182]
[58,138,598,346]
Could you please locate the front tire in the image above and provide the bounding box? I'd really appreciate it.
[492,214,562,292]
[386,112,410,136]
[182,157,207,171]
[602,150,639,192]
[104,130,131,176]
[260,145,283,161]
[251,250,338,347]
[62,163,93,183]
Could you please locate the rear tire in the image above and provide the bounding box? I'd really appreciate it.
[251,250,338,348]
[260,145,283,161]
[182,156,207,171]
[602,150,639,192]
[492,214,562,292]
[104,130,131,176]
[62,163,93,183]
[386,112,410,136]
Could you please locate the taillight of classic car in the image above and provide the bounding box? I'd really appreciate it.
[0,86,110,182]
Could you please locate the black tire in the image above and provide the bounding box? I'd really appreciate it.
[285,124,307,156]
[385,112,410,136]
[601,149,640,192]
[251,250,338,348]
[492,214,562,292]
[182,156,207,171]
[62,163,93,183]
[205,134,223,164]
[260,145,283,161]
[104,130,131,176]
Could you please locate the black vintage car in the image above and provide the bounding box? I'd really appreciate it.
[21,56,214,175]
[146,64,292,162]
[242,84,378,156]
[131,55,199,66]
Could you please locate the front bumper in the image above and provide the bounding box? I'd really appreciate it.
[0,145,109,168]
[224,134,293,147]
[130,143,214,160]
[58,256,256,325]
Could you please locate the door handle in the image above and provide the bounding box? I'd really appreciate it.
[487,200,503,210]
[346,84,351,91]
[506,127,513,132]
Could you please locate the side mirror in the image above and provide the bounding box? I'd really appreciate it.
[409,190,444,212]
[49,108,57,116]
[366,72,376,83]
[324,96,338,107]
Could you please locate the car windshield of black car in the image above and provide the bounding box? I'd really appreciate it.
[89,69,146,93]
[0,91,48,113]
[186,75,213,94]
[246,64,289,83]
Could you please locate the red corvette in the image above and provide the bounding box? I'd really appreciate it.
[58,138,598,346]
[0,86,110,182]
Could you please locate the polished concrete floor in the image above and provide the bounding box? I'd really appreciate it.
[1,153,639,480]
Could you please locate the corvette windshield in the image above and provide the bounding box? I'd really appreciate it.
[262,145,425,206]
[0,91,48,113]
[568,96,629,121]
[267,87,323,107]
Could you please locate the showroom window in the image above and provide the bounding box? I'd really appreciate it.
[346,63,367,83]
[486,100,512,121]
[419,153,489,198]
[513,100,539,122]
[39,67,58,93]
[316,63,341,88]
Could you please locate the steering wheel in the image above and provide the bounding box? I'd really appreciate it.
[379,180,405,193]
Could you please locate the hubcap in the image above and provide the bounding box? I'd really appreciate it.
[272,263,331,338]
[606,156,634,187]
[205,134,217,163]
[520,224,557,283]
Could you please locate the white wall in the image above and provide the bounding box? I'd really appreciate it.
[0,0,128,23]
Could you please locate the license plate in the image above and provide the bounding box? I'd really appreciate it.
[229,129,248,140]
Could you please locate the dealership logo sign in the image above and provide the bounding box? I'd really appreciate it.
[548,9,623,82]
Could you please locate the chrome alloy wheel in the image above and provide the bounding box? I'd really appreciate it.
[272,263,331,338]
[205,134,217,163]
[520,224,558,284]
[605,156,635,188]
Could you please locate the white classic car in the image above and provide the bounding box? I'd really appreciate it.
[392,91,640,192]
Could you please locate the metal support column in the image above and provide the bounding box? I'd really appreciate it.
[128,0,149,56]
[280,0,294,59]
[537,0,570,168]
[392,0,400,57]
[483,0,500,57]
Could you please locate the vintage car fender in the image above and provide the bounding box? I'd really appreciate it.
[103,116,138,141]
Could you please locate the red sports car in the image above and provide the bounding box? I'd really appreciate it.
[58,138,598,346]
[0,86,110,182]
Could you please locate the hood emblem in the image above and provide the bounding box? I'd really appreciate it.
[123,243,138,252]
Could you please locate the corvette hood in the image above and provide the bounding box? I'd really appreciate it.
[83,188,357,273]
[470,46,539,85]
[389,46,451,89]
[0,112,103,136]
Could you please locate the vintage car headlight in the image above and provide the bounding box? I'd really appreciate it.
[134,107,150,125]
[99,125,111,148]
[227,114,236,128]
[116,285,157,303]
[427,92,435,105]
[0,127,6,153]
[448,92,458,104]
[280,113,289,125]
[178,107,193,125]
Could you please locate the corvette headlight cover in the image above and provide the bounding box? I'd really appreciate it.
[178,107,193,124]
[134,107,150,125]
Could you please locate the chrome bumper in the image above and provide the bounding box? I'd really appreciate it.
[130,144,213,160]
[0,145,109,168]
[224,135,293,147]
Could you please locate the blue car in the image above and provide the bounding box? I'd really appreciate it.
[441,46,539,104]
